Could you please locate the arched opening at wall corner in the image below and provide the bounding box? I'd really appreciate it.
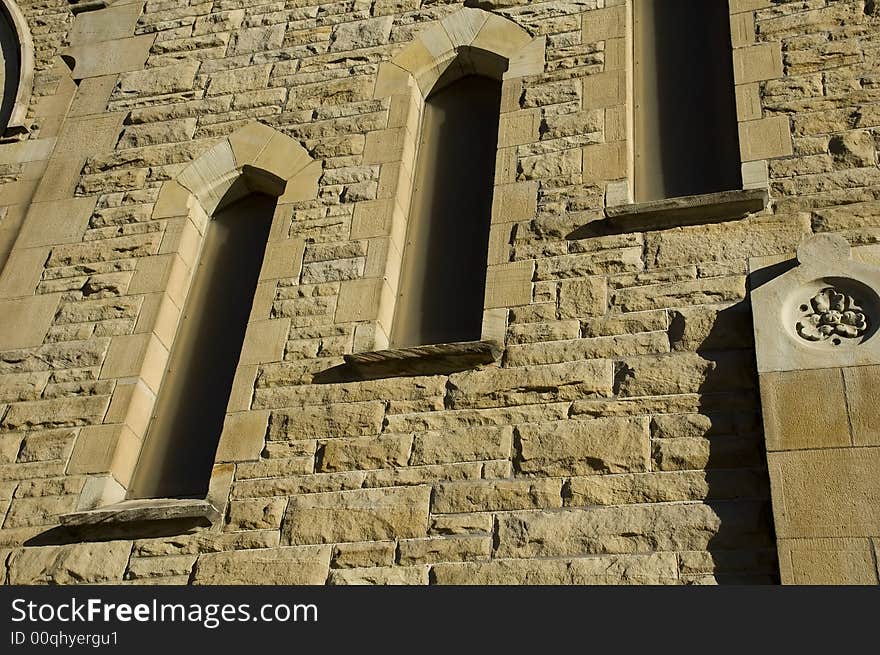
[390,67,503,350]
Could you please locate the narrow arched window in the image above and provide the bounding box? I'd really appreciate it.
[129,193,275,499]
[0,3,21,131]
[633,0,741,202]
[391,75,502,348]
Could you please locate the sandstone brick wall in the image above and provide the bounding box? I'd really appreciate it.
[0,0,877,585]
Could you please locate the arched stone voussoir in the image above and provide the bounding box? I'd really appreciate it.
[388,7,542,95]
[176,122,316,215]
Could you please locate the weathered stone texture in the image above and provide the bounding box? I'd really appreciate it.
[10,0,877,586]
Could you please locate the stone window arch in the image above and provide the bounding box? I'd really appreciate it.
[63,123,320,521]
[0,0,34,137]
[340,8,546,356]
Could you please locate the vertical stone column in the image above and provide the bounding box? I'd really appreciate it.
[750,234,880,584]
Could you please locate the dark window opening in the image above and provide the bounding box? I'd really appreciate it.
[0,6,21,131]
[634,0,742,202]
[391,74,502,349]
[129,192,275,499]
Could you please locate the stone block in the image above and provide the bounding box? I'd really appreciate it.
[397,536,491,565]
[582,6,626,42]
[729,11,756,48]
[215,411,269,463]
[0,248,49,299]
[9,541,132,584]
[516,417,650,477]
[843,365,880,446]
[328,566,427,585]
[491,181,538,225]
[582,71,625,109]
[559,277,607,318]
[318,435,413,472]
[332,541,396,569]
[239,319,289,365]
[779,537,879,585]
[432,553,679,585]
[69,2,143,45]
[64,35,154,79]
[759,368,850,452]
[100,333,169,393]
[335,278,383,323]
[768,447,880,539]
[268,402,385,441]
[410,426,513,466]
[735,83,763,122]
[432,479,563,513]
[226,498,287,531]
[739,115,793,161]
[484,260,534,308]
[447,359,612,409]
[583,141,626,182]
[733,43,783,84]
[616,352,755,397]
[0,294,60,350]
[260,238,305,281]
[16,198,96,248]
[282,486,431,545]
[495,501,771,558]
[192,546,330,585]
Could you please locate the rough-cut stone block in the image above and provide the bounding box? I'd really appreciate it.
[397,536,491,565]
[192,546,330,585]
[565,470,768,506]
[328,565,427,585]
[613,277,747,313]
[9,541,131,584]
[447,360,612,409]
[432,553,679,585]
[517,417,650,477]
[495,501,772,558]
[332,541,396,569]
[268,402,385,440]
[318,435,413,472]
[282,486,431,545]
[616,352,756,397]
[432,479,563,513]
[409,426,512,466]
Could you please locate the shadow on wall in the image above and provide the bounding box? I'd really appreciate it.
[693,302,778,584]
[611,300,779,583]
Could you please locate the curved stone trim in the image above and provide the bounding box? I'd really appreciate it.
[175,121,319,216]
[377,7,545,98]
[0,0,35,137]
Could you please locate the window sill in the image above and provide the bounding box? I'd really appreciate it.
[344,339,502,379]
[60,498,220,529]
[604,189,769,231]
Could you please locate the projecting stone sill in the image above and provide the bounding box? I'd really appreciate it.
[60,498,220,528]
[344,339,502,378]
[604,189,769,230]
